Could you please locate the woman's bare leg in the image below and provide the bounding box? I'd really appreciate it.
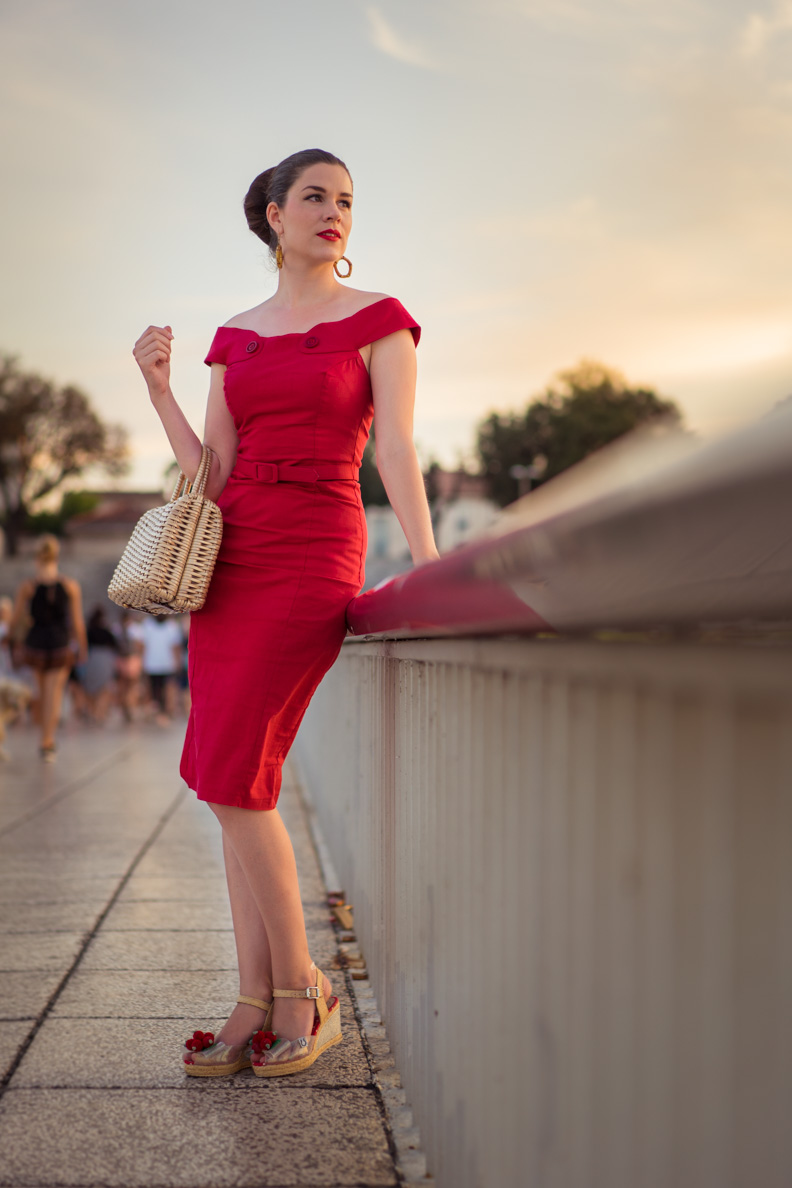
[33,671,45,737]
[214,830,273,1046]
[208,801,332,1042]
[40,667,69,748]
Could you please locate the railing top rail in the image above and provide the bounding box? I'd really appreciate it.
[347,404,792,639]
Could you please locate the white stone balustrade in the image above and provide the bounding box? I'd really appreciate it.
[295,633,792,1188]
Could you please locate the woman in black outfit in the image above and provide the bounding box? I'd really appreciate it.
[11,535,87,760]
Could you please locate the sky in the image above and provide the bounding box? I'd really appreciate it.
[2,0,791,490]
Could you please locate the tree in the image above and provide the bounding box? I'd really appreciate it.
[476,360,684,507]
[0,354,129,555]
[358,433,388,506]
[26,490,101,536]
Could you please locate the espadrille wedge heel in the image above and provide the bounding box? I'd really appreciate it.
[182,994,272,1077]
[250,965,341,1078]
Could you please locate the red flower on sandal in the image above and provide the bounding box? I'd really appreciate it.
[185,1029,215,1052]
[251,1029,279,1054]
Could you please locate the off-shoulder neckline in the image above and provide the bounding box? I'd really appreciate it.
[218,296,400,341]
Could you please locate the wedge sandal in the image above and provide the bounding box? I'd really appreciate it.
[182,994,272,1077]
[250,965,341,1078]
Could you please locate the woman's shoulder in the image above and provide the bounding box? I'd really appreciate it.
[204,311,263,367]
[222,301,269,331]
[347,289,391,312]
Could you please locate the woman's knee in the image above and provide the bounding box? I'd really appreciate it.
[205,800,274,828]
[205,800,246,826]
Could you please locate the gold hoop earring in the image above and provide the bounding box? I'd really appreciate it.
[275,241,283,270]
[333,256,352,279]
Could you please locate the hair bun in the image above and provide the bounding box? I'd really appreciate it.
[244,167,277,248]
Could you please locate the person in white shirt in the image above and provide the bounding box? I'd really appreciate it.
[138,616,183,724]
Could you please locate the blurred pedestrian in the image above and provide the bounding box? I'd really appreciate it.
[77,606,119,724]
[114,611,144,723]
[139,615,182,725]
[10,535,87,761]
[0,596,13,678]
[176,614,191,715]
[0,596,33,761]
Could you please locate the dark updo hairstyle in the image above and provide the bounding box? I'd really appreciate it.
[244,148,352,259]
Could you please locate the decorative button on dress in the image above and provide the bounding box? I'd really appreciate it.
[180,297,421,810]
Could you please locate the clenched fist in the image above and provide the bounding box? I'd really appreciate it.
[133,324,174,400]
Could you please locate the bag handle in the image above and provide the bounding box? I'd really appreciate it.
[169,445,213,503]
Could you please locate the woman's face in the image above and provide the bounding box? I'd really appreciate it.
[269,162,353,268]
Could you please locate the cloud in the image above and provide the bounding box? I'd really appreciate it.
[738,0,792,57]
[492,0,707,38]
[365,5,441,69]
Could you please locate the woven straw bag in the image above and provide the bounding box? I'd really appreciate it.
[108,445,223,615]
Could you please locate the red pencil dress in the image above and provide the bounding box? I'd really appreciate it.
[180,297,421,810]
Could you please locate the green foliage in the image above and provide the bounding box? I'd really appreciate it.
[358,435,388,506]
[26,490,101,535]
[423,460,442,504]
[476,360,684,507]
[0,353,129,554]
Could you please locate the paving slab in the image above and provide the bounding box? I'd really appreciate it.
[0,1087,397,1187]
[0,972,65,1021]
[0,876,119,905]
[131,850,224,879]
[116,875,230,903]
[0,727,407,1187]
[0,901,108,935]
[0,932,86,973]
[12,1001,369,1090]
[0,854,135,880]
[0,1022,30,1080]
[50,969,240,1019]
[100,900,233,931]
[79,931,239,972]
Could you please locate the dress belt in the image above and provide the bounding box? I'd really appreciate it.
[233,458,359,484]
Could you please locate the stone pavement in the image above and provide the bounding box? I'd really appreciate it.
[0,721,428,1188]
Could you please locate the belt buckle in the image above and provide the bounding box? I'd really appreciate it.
[255,462,278,483]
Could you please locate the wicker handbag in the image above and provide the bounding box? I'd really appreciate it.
[108,445,223,615]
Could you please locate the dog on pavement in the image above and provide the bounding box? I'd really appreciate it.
[0,678,33,760]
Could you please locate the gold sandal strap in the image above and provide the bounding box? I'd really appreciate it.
[272,966,327,1008]
[272,987,321,999]
[237,995,272,1011]
[314,966,329,1024]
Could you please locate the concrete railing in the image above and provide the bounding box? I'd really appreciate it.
[294,634,792,1188]
[294,409,792,1188]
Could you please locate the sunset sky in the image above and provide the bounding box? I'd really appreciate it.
[2,0,791,489]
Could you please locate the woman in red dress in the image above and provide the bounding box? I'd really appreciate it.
[133,148,439,1077]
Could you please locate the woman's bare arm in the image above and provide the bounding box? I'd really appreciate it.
[370,329,440,566]
[200,364,238,500]
[10,580,32,638]
[133,325,238,502]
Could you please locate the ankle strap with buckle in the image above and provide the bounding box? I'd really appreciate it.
[271,966,327,1021]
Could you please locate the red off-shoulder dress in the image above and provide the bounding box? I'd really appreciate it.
[180,297,421,810]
